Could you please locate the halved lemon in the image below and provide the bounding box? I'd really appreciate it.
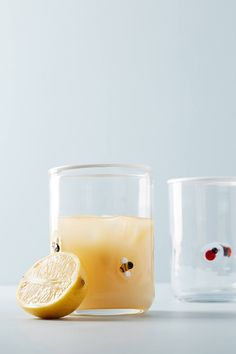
[16,252,87,319]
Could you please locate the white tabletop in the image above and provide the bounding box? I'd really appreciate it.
[1,284,236,354]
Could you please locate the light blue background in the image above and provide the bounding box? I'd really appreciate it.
[1,0,236,284]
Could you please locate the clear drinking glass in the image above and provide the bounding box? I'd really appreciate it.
[168,177,236,302]
[49,164,154,315]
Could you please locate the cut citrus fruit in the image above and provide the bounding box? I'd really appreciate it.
[16,252,87,319]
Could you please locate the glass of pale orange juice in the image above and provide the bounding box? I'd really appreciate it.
[49,164,154,315]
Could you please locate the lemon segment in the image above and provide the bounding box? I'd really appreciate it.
[16,252,87,319]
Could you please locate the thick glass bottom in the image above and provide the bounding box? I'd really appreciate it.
[175,292,236,303]
[73,308,145,316]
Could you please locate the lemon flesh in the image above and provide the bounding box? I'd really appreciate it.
[16,252,87,319]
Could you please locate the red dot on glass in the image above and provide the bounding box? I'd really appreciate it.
[205,250,216,261]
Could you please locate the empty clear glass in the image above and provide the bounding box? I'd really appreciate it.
[168,177,236,302]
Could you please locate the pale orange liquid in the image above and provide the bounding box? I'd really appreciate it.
[55,216,154,311]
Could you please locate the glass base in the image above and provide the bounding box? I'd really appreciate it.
[73,308,145,316]
[176,292,236,303]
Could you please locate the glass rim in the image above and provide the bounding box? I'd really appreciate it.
[167,176,236,185]
[49,163,152,177]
